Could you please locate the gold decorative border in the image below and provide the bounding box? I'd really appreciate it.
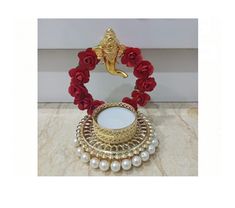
[92,102,138,144]
[75,112,154,160]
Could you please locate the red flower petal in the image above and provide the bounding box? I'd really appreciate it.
[136,77,157,92]
[121,47,142,67]
[78,49,99,70]
[68,67,78,77]
[76,93,93,110]
[133,60,154,79]
[87,100,105,115]
[131,90,150,106]
[122,97,137,110]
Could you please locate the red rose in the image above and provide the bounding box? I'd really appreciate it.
[87,100,105,115]
[78,48,99,70]
[70,77,80,88]
[70,70,89,88]
[69,84,88,99]
[74,68,90,84]
[133,60,154,79]
[74,86,88,100]
[68,85,76,97]
[122,97,137,110]
[68,67,78,77]
[75,93,93,110]
[121,47,142,67]
[136,77,157,92]
[131,90,150,106]
[68,84,77,97]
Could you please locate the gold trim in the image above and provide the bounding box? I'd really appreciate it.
[92,102,137,144]
[76,111,153,160]
[92,28,128,78]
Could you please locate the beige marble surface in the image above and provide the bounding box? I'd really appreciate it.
[38,103,198,176]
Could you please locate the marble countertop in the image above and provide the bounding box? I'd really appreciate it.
[38,102,198,176]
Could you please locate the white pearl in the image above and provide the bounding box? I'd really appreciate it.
[80,152,90,163]
[74,138,79,146]
[99,160,109,171]
[151,138,159,147]
[111,161,121,172]
[90,158,100,169]
[148,145,155,154]
[140,151,150,161]
[121,159,132,170]
[132,156,142,167]
[76,147,83,157]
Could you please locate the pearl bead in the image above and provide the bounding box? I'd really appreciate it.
[151,138,159,147]
[80,152,90,163]
[140,151,149,161]
[148,144,155,154]
[121,159,132,170]
[99,160,109,171]
[74,138,79,146]
[90,158,100,169]
[76,147,83,157]
[132,156,142,167]
[111,161,121,172]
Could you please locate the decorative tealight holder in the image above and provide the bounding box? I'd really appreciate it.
[68,28,158,172]
[93,102,137,144]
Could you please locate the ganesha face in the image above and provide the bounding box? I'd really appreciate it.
[103,37,118,55]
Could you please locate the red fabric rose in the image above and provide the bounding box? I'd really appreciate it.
[121,47,142,67]
[136,77,157,92]
[74,68,90,84]
[70,71,89,89]
[68,67,79,77]
[68,84,77,97]
[133,60,154,79]
[122,97,137,110]
[87,100,105,115]
[131,90,150,106]
[69,84,88,99]
[75,93,93,110]
[78,48,99,70]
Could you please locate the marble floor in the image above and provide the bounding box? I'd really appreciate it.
[38,102,198,176]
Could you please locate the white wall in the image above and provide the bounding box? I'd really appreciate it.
[38,19,198,49]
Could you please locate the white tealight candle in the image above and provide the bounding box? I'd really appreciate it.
[97,107,136,129]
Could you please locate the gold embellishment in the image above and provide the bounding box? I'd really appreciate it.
[93,28,128,78]
[92,102,137,144]
[76,110,153,160]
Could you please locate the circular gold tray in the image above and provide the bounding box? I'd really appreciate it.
[76,112,154,160]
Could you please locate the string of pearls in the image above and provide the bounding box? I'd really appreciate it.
[74,132,159,172]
